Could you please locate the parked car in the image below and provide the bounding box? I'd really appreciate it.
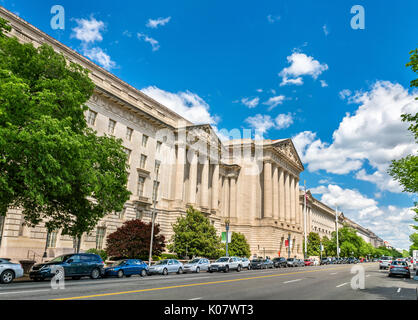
[148,259,184,275]
[286,258,298,267]
[0,258,24,284]
[104,259,148,278]
[379,256,393,270]
[250,258,265,269]
[183,258,210,273]
[239,257,251,270]
[273,257,287,268]
[320,257,330,265]
[347,257,357,264]
[208,257,242,273]
[304,259,313,266]
[263,258,274,269]
[29,253,104,281]
[388,260,411,278]
[295,259,305,267]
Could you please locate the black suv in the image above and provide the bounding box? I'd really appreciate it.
[30,253,105,281]
[272,257,287,268]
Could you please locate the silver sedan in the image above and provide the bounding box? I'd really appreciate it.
[0,258,24,284]
[183,258,210,273]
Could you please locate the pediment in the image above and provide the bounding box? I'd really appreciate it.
[273,139,304,171]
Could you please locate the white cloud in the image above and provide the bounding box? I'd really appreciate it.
[320,80,328,87]
[82,47,115,70]
[293,81,418,192]
[141,86,217,125]
[322,24,329,36]
[245,113,294,134]
[137,33,160,51]
[72,17,105,43]
[241,97,260,108]
[267,15,281,24]
[339,89,352,100]
[122,30,132,37]
[263,95,285,110]
[146,16,171,29]
[256,89,263,93]
[310,184,415,249]
[279,51,328,86]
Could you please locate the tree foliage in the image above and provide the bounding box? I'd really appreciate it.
[106,219,165,260]
[306,232,321,256]
[226,232,251,258]
[168,207,223,259]
[0,18,130,243]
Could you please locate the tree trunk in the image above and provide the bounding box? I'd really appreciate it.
[76,235,82,253]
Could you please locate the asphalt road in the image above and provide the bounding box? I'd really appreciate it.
[0,263,417,300]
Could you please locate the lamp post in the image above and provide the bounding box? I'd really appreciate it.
[225,219,230,257]
[148,182,159,267]
[336,206,340,259]
[303,181,307,259]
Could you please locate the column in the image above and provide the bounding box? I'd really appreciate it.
[290,175,296,224]
[263,161,273,218]
[278,167,285,222]
[230,176,237,218]
[295,178,300,225]
[201,157,209,208]
[272,164,279,220]
[211,164,219,211]
[175,144,186,202]
[284,171,291,223]
[223,177,230,218]
[189,151,198,205]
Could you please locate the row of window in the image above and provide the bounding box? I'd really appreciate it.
[45,227,107,250]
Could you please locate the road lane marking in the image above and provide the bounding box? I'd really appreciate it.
[283,279,302,284]
[330,272,337,275]
[336,282,348,288]
[189,297,202,300]
[53,265,355,300]
[397,288,401,293]
[0,289,50,295]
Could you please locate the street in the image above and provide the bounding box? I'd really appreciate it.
[1,263,416,300]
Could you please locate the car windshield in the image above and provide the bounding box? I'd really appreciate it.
[216,258,229,262]
[155,260,168,265]
[392,261,406,266]
[381,256,392,260]
[188,259,200,264]
[116,260,129,265]
[287,258,294,261]
[49,254,73,263]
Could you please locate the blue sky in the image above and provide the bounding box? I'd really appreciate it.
[2,0,418,250]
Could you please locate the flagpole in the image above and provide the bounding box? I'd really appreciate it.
[304,180,307,259]
[336,206,340,259]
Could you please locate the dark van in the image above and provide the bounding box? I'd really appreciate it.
[29,253,104,281]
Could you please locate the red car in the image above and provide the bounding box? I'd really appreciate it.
[304,259,312,266]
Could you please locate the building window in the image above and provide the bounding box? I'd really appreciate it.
[156,141,162,153]
[116,208,125,219]
[142,135,149,148]
[152,180,160,201]
[140,154,147,169]
[154,161,161,179]
[108,119,116,134]
[137,176,145,197]
[96,227,106,250]
[123,148,132,163]
[136,209,143,220]
[87,110,97,126]
[46,231,58,248]
[126,127,133,141]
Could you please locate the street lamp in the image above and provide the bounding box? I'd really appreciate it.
[148,182,159,267]
[225,219,230,257]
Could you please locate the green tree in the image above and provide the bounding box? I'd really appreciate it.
[0,18,130,250]
[227,232,251,258]
[306,232,321,256]
[409,233,418,255]
[388,48,418,231]
[168,207,223,259]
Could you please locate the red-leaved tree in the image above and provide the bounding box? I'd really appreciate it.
[105,219,165,260]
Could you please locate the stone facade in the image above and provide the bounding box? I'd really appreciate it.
[0,7,384,262]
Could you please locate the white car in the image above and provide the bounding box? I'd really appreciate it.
[183,258,210,273]
[238,257,251,270]
[208,257,242,273]
[0,258,24,284]
[379,256,393,270]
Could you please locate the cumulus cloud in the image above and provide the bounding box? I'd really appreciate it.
[293,81,418,192]
[141,86,218,125]
[241,97,260,108]
[322,24,329,36]
[310,184,415,249]
[82,47,115,70]
[339,89,352,100]
[263,95,285,111]
[320,80,328,87]
[146,17,171,29]
[245,113,294,134]
[137,33,160,51]
[72,17,105,43]
[267,15,281,23]
[279,51,328,86]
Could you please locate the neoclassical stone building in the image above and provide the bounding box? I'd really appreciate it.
[0,7,383,262]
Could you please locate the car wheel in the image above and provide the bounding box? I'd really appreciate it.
[117,270,124,278]
[140,269,147,277]
[90,268,101,280]
[177,268,183,275]
[0,270,14,284]
[237,265,242,272]
[248,265,251,270]
[195,267,200,273]
[224,266,229,273]
[388,273,392,277]
[209,270,213,273]
[162,268,168,276]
